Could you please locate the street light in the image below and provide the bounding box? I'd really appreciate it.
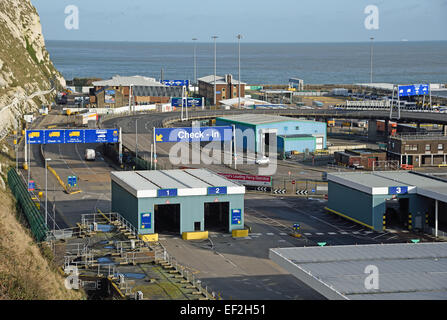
[212,36,218,106]
[370,37,374,84]
[192,38,198,94]
[135,119,138,158]
[237,34,242,108]
[45,158,51,227]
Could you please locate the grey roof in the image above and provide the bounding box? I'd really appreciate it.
[270,243,447,300]
[132,86,182,97]
[93,75,165,87]
[198,75,245,85]
[217,114,321,126]
[327,171,447,202]
[111,169,245,198]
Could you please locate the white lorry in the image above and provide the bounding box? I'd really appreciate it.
[75,111,97,126]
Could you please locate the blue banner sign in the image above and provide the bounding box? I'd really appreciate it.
[155,126,233,143]
[389,186,408,195]
[28,180,35,191]
[157,189,178,197]
[162,80,189,87]
[26,129,119,144]
[231,209,242,225]
[398,84,429,97]
[208,186,227,195]
[141,212,152,229]
[171,97,203,107]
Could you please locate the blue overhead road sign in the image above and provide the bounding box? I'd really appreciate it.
[398,84,429,97]
[154,126,233,143]
[26,129,119,144]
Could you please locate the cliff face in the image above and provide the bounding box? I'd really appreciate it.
[0,0,64,128]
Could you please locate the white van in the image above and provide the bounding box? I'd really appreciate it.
[84,149,96,161]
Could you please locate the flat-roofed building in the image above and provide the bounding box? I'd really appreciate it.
[388,133,447,167]
[111,169,245,236]
[91,75,182,108]
[326,171,447,236]
[270,242,447,300]
[216,114,326,157]
[334,148,387,170]
[198,74,245,105]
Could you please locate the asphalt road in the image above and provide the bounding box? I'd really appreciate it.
[18,110,444,300]
[156,194,427,300]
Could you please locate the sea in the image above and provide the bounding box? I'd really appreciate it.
[46,40,447,85]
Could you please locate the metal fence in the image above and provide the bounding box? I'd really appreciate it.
[270,178,328,196]
[7,168,48,241]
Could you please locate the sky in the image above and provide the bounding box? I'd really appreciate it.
[31,0,447,43]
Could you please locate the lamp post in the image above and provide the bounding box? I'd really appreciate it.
[193,38,198,94]
[370,37,374,84]
[45,158,51,227]
[135,119,138,159]
[212,36,218,106]
[237,34,242,108]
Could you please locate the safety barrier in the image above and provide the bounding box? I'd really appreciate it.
[232,229,249,238]
[182,231,209,240]
[7,168,48,241]
[47,164,81,195]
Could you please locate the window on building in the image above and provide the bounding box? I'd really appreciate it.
[438,144,443,150]
[425,144,431,151]
[295,126,300,130]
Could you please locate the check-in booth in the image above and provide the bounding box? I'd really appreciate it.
[111,169,245,237]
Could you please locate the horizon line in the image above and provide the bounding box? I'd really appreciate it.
[44,39,447,44]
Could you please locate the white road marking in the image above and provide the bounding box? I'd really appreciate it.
[266,233,274,236]
[279,232,287,235]
[328,232,337,235]
[316,232,324,235]
[372,233,388,239]
[304,233,312,236]
[340,232,349,235]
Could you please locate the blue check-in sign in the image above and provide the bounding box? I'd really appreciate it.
[155,126,233,143]
[141,212,151,229]
[231,209,242,225]
[389,186,408,195]
[157,189,178,197]
[208,186,227,195]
